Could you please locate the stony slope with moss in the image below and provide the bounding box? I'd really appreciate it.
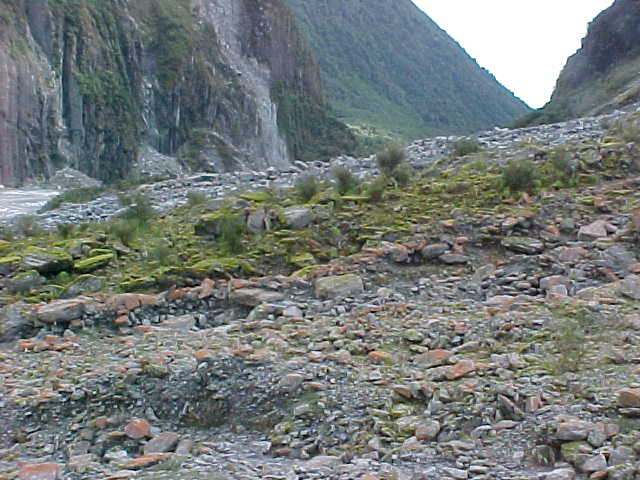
[0,0,354,187]
[282,0,531,146]
[2,107,640,479]
[520,0,640,127]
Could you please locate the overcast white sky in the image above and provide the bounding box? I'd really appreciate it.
[413,0,615,108]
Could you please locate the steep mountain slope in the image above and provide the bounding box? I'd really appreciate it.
[0,0,354,187]
[520,0,640,126]
[283,0,530,142]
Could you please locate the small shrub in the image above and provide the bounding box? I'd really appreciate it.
[121,192,154,226]
[15,215,41,237]
[366,176,387,204]
[332,166,359,195]
[148,243,174,265]
[502,159,537,193]
[219,215,246,253]
[108,219,139,246]
[550,148,573,175]
[295,175,319,203]
[392,163,413,187]
[451,137,481,157]
[187,190,207,207]
[621,125,640,144]
[376,144,405,177]
[56,223,75,239]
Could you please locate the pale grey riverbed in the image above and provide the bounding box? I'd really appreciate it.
[0,188,58,219]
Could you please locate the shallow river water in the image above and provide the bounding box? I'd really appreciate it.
[0,188,58,219]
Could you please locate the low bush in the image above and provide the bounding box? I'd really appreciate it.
[366,176,387,203]
[332,166,359,195]
[376,144,405,177]
[148,243,174,266]
[392,162,414,187]
[108,219,139,246]
[219,215,246,253]
[187,190,207,207]
[56,223,75,239]
[295,175,320,203]
[451,137,481,157]
[502,159,537,193]
[120,192,155,226]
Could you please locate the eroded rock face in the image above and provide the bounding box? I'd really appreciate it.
[0,0,350,186]
[532,0,640,121]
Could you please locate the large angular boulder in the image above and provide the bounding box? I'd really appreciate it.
[6,270,45,294]
[314,274,364,299]
[36,299,87,324]
[282,207,314,229]
[0,302,35,342]
[230,288,285,307]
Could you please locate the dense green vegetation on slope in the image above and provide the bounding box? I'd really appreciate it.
[283,0,530,145]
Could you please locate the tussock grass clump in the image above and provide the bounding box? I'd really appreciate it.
[148,243,174,266]
[332,166,359,195]
[502,159,537,193]
[451,137,481,157]
[295,175,320,203]
[108,219,140,247]
[366,176,387,203]
[392,162,414,188]
[56,223,75,239]
[376,144,405,177]
[120,192,155,226]
[187,190,207,207]
[219,215,246,253]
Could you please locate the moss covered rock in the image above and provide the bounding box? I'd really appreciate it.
[74,253,115,274]
[62,275,105,298]
[0,256,21,275]
[6,270,45,294]
[21,248,74,275]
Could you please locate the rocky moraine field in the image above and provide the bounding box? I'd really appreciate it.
[3,107,640,480]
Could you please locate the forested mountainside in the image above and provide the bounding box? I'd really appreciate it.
[0,0,354,187]
[520,0,640,126]
[283,0,531,143]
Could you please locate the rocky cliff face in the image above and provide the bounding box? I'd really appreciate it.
[520,0,640,125]
[0,0,353,186]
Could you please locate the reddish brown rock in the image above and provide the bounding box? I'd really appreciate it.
[18,463,61,480]
[125,453,170,469]
[617,389,640,408]
[368,351,393,363]
[124,418,151,439]
[447,359,477,380]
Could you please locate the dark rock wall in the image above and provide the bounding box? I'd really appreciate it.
[0,0,350,186]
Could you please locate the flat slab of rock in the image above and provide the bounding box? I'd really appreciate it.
[314,274,364,299]
[143,432,180,454]
[501,236,544,254]
[18,463,62,480]
[230,288,285,307]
